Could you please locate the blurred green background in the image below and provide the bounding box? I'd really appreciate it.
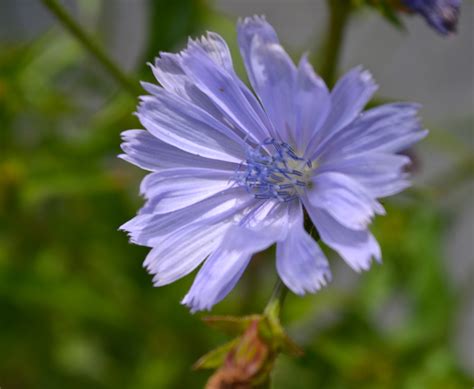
[0,1,473,388]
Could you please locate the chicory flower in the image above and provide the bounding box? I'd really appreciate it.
[120,16,427,312]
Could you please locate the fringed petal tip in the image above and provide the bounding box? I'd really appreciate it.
[237,14,268,26]
[289,271,333,296]
[180,295,212,314]
[348,239,382,273]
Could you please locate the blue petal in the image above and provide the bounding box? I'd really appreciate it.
[145,66,227,128]
[294,55,330,151]
[306,67,378,159]
[145,221,230,286]
[238,200,291,239]
[151,33,237,93]
[237,16,297,142]
[180,43,272,144]
[150,52,188,95]
[120,130,238,172]
[121,188,253,246]
[188,33,275,141]
[305,205,381,272]
[137,90,246,163]
[307,172,384,231]
[150,34,236,122]
[139,168,233,213]
[237,15,279,58]
[148,29,274,149]
[276,202,331,295]
[318,153,412,198]
[191,32,235,71]
[316,103,427,161]
[181,225,277,312]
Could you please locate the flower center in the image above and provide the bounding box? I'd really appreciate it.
[237,139,313,202]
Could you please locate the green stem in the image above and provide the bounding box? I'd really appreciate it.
[264,278,288,317]
[41,0,141,96]
[318,0,352,86]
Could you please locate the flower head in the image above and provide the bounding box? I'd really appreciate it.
[120,16,427,312]
[402,0,461,35]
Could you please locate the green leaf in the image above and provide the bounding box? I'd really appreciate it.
[202,314,261,335]
[193,339,239,370]
[356,0,406,29]
[376,1,405,28]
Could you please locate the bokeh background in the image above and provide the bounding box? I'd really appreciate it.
[1,0,473,388]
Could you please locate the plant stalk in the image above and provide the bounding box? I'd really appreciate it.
[318,0,352,86]
[41,0,141,96]
[264,278,289,317]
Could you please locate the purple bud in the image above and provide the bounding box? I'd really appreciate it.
[402,0,461,35]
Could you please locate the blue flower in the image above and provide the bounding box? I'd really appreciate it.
[120,16,427,312]
[402,0,461,35]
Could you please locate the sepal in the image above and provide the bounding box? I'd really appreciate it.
[196,302,303,388]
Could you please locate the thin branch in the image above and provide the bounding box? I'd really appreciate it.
[318,0,352,86]
[41,0,141,96]
[264,278,289,317]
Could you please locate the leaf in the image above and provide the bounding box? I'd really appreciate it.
[259,310,304,358]
[193,339,240,370]
[376,1,405,29]
[202,314,261,335]
[280,334,305,358]
[356,0,406,30]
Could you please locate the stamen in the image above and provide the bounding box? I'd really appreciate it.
[235,138,313,202]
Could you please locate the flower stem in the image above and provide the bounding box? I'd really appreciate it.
[264,278,288,317]
[41,0,141,96]
[318,0,352,87]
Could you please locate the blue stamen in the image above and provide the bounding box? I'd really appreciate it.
[291,170,303,176]
[235,138,312,202]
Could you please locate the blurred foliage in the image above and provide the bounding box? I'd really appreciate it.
[0,1,472,389]
[141,0,208,66]
[352,0,404,28]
